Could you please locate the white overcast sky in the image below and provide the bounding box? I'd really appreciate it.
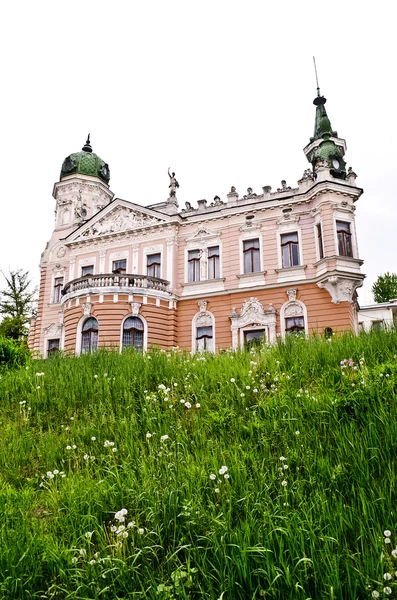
[0,0,395,305]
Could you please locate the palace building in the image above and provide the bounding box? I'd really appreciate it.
[29,89,365,356]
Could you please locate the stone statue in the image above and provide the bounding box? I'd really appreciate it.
[74,190,88,220]
[168,168,179,198]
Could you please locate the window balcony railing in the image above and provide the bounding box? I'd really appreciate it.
[62,273,171,297]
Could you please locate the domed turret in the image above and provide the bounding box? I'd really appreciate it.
[60,135,110,184]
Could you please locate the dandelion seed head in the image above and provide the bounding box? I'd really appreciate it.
[384,530,392,538]
[383,573,392,581]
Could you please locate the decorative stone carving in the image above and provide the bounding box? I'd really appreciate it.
[286,288,297,302]
[284,302,304,317]
[210,196,224,207]
[130,302,141,315]
[76,206,165,240]
[57,246,66,258]
[243,187,258,199]
[314,158,329,172]
[298,169,314,184]
[168,168,179,199]
[82,302,92,316]
[43,323,62,338]
[229,297,277,349]
[198,300,208,312]
[58,310,64,325]
[277,180,292,193]
[317,276,363,304]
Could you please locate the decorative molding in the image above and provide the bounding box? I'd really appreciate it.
[43,323,62,338]
[229,297,277,349]
[130,302,142,315]
[317,276,363,304]
[74,206,168,241]
[198,300,208,312]
[57,246,66,258]
[286,288,297,302]
[81,302,92,316]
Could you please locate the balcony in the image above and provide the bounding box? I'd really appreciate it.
[62,273,171,302]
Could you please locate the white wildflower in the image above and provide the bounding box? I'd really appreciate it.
[384,530,392,537]
[146,432,152,439]
[209,474,216,480]
[138,528,145,535]
[281,480,288,487]
[160,435,169,442]
[384,587,392,596]
[384,573,392,581]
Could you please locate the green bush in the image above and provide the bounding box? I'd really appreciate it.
[0,336,30,370]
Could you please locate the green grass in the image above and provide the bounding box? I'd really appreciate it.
[1,330,397,599]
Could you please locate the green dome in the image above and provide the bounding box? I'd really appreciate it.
[60,135,110,184]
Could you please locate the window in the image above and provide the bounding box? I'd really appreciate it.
[47,339,60,356]
[196,326,213,352]
[336,221,353,257]
[123,317,144,349]
[372,320,383,331]
[324,327,333,338]
[208,246,220,279]
[281,233,300,268]
[317,224,324,260]
[285,316,305,334]
[81,317,98,353]
[244,329,266,348]
[112,259,127,274]
[243,239,260,273]
[81,265,94,277]
[147,253,161,278]
[53,277,64,303]
[188,250,201,282]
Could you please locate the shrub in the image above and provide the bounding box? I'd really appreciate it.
[0,336,30,370]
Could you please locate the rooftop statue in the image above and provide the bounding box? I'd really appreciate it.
[168,168,179,198]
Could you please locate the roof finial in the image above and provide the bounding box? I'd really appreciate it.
[312,57,326,107]
[82,134,92,153]
[313,56,320,97]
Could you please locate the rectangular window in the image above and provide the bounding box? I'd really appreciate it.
[336,221,353,257]
[285,316,305,334]
[317,224,324,260]
[112,259,127,274]
[188,249,201,282]
[53,277,64,303]
[244,329,266,347]
[372,320,383,331]
[147,253,161,278]
[196,326,213,352]
[281,232,300,268]
[243,239,260,273]
[81,265,94,277]
[208,246,220,279]
[47,339,60,355]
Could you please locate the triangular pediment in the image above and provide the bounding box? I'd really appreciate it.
[66,199,172,242]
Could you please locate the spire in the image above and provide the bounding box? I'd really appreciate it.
[311,92,337,142]
[82,134,92,153]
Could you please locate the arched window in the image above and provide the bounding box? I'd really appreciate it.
[123,316,144,350]
[81,317,98,353]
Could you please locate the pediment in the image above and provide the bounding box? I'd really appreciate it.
[67,200,171,242]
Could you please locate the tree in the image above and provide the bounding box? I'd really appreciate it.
[0,269,36,340]
[372,272,397,303]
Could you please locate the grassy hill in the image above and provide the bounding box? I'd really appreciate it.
[1,331,397,599]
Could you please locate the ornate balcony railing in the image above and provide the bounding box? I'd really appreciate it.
[62,273,171,296]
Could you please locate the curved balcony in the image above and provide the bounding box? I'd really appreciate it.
[62,273,171,303]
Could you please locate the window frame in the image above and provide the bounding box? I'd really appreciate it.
[53,277,64,303]
[317,223,324,260]
[196,325,213,352]
[285,316,305,334]
[47,338,60,356]
[81,265,94,277]
[243,238,261,274]
[336,220,353,258]
[188,249,201,282]
[280,232,300,268]
[81,317,99,353]
[207,246,220,280]
[112,259,127,274]
[122,316,145,350]
[146,253,161,279]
